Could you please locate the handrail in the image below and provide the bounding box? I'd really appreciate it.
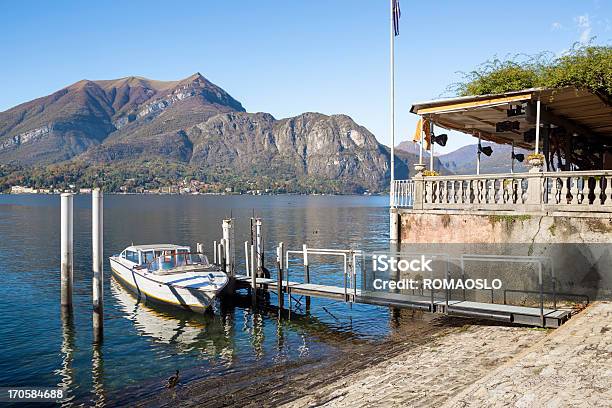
[459,254,551,326]
[284,247,359,302]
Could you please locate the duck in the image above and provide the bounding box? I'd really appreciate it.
[166,370,179,388]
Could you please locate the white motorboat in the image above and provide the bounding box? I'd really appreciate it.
[109,244,228,313]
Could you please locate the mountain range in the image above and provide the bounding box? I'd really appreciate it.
[0,72,519,193]
[396,141,528,174]
[0,73,434,192]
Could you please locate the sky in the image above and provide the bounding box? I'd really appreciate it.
[1,0,610,154]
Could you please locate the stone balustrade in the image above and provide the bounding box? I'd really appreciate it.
[392,170,612,213]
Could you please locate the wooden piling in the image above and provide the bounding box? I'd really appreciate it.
[60,193,73,312]
[277,242,284,310]
[92,189,103,343]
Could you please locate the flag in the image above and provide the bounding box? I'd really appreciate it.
[393,0,401,36]
[412,118,432,150]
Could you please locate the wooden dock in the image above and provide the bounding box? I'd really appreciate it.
[233,275,572,328]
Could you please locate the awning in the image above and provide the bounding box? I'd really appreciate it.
[410,87,612,149]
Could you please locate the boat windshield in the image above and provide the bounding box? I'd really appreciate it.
[147,252,210,273]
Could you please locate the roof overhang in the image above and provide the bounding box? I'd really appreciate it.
[410,87,612,149]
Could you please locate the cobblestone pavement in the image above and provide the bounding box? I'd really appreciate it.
[283,323,547,407]
[443,302,612,408]
[284,302,612,408]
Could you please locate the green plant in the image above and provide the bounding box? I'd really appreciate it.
[527,153,545,161]
[450,44,612,99]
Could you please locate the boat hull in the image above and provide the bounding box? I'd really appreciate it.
[109,258,221,313]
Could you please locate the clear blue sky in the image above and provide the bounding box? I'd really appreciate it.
[1,0,610,153]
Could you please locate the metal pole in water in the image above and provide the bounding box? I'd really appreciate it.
[60,193,74,312]
[255,219,262,277]
[302,244,309,283]
[213,241,218,265]
[250,244,256,304]
[244,241,250,276]
[277,242,284,310]
[92,188,103,343]
[219,241,225,272]
[303,243,311,312]
[222,219,232,276]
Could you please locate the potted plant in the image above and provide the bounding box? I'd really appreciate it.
[413,163,426,173]
[526,153,545,167]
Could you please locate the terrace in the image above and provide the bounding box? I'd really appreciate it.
[391,87,612,216]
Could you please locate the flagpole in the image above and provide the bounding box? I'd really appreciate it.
[389,0,395,207]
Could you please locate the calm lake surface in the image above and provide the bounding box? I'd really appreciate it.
[0,194,405,405]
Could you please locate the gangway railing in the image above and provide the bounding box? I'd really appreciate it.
[234,244,582,327]
[458,254,555,327]
[284,246,362,302]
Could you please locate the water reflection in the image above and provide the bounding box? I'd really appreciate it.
[57,310,75,406]
[1,195,395,404]
[110,279,234,363]
[91,345,105,407]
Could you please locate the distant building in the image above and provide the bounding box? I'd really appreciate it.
[10,186,38,194]
[79,188,92,194]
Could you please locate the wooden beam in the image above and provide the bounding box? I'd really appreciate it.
[526,101,592,136]
[416,93,532,115]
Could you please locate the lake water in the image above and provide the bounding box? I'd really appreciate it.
[0,194,406,405]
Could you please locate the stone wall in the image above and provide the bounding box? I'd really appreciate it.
[397,210,612,300]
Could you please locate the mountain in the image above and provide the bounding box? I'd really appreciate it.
[0,73,243,165]
[397,141,528,174]
[0,73,423,192]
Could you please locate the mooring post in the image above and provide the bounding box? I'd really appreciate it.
[60,193,74,312]
[255,218,263,277]
[303,243,311,311]
[92,188,103,343]
[222,219,232,276]
[244,241,250,276]
[213,240,218,265]
[277,242,284,310]
[250,244,256,303]
[219,241,225,272]
[302,244,309,283]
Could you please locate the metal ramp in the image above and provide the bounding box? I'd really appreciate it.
[233,275,573,328]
